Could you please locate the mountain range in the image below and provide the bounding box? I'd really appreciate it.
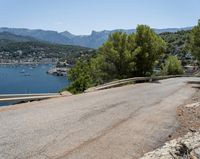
[0,27,193,48]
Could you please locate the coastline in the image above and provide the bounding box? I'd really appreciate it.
[0,64,69,99]
[0,62,57,65]
[47,67,69,76]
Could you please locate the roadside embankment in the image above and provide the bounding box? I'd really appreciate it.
[140,89,200,159]
[140,130,200,159]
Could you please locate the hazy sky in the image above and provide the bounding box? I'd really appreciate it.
[0,0,199,35]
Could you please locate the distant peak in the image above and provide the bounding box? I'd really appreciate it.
[60,31,75,38]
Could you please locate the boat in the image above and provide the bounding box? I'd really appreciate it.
[20,69,25,73]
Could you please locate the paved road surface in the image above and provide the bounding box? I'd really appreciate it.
[0,77,199,159]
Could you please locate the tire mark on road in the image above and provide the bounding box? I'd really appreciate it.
[79,101,127,122]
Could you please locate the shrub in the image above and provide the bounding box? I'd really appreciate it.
[161,56,184,75]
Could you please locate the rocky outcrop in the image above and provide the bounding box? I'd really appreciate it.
[47,67,68,76]
[140,130,200,159]
[60,91,72,96]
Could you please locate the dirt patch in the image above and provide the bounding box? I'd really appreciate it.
[169,90,200,140]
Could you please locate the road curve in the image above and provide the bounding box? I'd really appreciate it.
[0,77,199,159]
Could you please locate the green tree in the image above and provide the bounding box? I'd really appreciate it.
[67,60,93,94]
[133,25,166,76]
[190,20,200,62]
[161,56,183,75]
[67,25,167,93]
[67,56,104,94]
[98,32,133,80]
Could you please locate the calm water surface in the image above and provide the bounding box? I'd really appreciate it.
[0,64,69,106]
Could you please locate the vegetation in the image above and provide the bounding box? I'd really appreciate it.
[0,40,95,64]
[159,30,192,65]
[189,20,200,62]
[161,56,184,75]
[67,56,104,94]
[98,32,133,80]
[67,25,166,93]
[133,25,166,76]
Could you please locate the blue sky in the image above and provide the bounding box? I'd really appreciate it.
[0,0,199,35]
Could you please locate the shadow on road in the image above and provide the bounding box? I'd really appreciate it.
[150,80,161,84]
[187,81,200,85]
[187,81,200,89]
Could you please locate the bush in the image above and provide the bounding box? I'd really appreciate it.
[67,61,93,94]
[67,56,104,94]
[161,56,184,75]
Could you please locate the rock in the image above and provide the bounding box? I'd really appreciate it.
[194,148,200,158]
[140,130,200,159]
[47,67,68,76]
[185,102,200,108]
[60,91,72,96]
[189,128,197,132]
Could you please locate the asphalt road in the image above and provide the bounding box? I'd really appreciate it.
[0,77,199,159]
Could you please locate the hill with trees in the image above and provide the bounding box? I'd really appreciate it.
[0,27,194,66]
[159,30,193,65]
[189,20,200,62]
[0,32,37,42]
[67,25,166,93]
[66,21,200,94]
[0,32,95,64]
[0,27,192,48]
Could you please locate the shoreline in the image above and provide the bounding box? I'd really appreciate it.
[47,67,69,76]
[0,62,56,65]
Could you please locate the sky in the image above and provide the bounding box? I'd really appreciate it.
[0,0,199,35]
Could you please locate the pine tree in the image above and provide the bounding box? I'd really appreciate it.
[190,20,200,62]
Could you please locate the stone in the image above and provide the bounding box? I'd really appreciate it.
[60,91,72,96]
[140,130,200,159]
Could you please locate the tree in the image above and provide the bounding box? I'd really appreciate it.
[67,56,104,94]
[67,60,93,94]
[190,20,200,62]
[98,32,133,80]
[67,25,167,93]
[161,56,183,75]
[133,25,166,76]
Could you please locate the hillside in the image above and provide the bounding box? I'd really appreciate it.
[160,30,193,64]
[0,27,72,45]
[0,27,192,48]
[0,32,37,42]
[61,27,192,48]
[0,33,95,64]
[0,29,194,65]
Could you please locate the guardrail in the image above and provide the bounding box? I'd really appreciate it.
[0,93,60,103]
[84,75,186,93]
[0,75,196,104]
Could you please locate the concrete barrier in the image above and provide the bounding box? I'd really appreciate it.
[0,93,59,99]
[0,93,60,103]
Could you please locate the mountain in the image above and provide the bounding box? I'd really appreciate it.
[0,32,37,42]
[61,27,192,48]
[0,27,72,45]
[0,27,193,49]
[60,31,76,39]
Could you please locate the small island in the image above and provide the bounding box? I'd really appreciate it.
[47,61,72,76]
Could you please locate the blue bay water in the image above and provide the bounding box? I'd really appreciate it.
[0,64,69,106]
